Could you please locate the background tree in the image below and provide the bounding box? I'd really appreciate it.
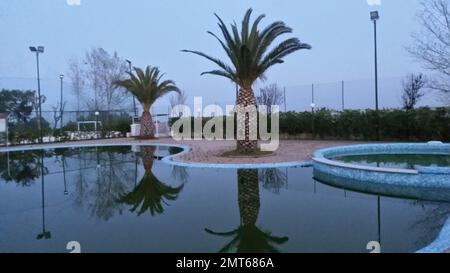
[183,8,311,153]
[67,58,86,114]
[402,73,427,110]
[256,84,284,114]
[0,89,35,123]
[83,47,129,111]
[409,0,450,97]
[114,66,180,139]
[169,89,188,117]
[50,102,66,130]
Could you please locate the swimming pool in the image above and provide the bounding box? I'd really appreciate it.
[0,144,449,253]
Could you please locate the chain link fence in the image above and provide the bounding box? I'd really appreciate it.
[1,75,448,145]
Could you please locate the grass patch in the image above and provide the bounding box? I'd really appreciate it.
[221,149,273,158]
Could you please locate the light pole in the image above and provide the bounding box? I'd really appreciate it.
[29,46,44,143]
[59,74,64,129]
[126,60,137,117]
[311,83,316,138]
[235,83,239,104]
[371,11,380,140]
[341,80,345,111]
[95,111,100,137]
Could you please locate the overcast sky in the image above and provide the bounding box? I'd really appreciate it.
[0,0,431,111]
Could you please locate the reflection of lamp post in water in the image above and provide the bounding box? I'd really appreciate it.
[62,154,68,195]
[377,196,382,248]
[311,83,316,138]
[37,153,51,240]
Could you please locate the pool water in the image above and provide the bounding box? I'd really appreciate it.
[332,154,450,170]
[1,145,449,253]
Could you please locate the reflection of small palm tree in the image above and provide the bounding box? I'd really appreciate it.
[206,169,288,253]
[118,146,183,216]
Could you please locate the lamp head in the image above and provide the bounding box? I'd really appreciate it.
[370,11,379,21]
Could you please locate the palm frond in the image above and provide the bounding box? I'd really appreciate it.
[183,8,311,89]
[113,65,179,111]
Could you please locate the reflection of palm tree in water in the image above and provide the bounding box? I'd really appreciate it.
[119,146,183,216]
[206,169,288,253]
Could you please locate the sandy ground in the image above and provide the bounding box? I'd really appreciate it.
[0,138,365,164]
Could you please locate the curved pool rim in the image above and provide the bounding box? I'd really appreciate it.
[312,142,450,200]
[312,143,450,191]
[313,142,450,174]
[0,142,312,169]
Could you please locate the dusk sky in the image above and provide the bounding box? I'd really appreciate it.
[0,0,434,112]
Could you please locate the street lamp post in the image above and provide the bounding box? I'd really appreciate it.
[95,111,100,137]
[29,46,44,143]
[371,11,380,140]
[59,74,64,129]
[126,60,137,118]
[311,83,316,138]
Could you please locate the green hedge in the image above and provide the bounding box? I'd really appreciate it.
[170,107,450,142]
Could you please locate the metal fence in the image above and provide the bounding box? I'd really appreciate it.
[1,75,448,145]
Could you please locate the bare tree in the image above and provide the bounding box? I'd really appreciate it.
[409,0,450,95]
[402,73,427,110]
[83,48,129,111]
[32,94,46,134]
[67,58,86,113]
[169,89,188,117]
[51,102,66,130]
[256,84,284,114]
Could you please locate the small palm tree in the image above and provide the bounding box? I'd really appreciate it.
[114,66,180,139]
[183,8,311,153]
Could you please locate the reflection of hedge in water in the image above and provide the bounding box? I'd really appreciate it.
[170,107,450,141]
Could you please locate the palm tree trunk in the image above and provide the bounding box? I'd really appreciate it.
[140,146,156,171]
[236,88,258,153]
[238,169,260,226]
[140,111,156,139]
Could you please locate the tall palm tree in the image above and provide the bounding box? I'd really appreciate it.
[183,8,311,153]
[114,66,180,139]
[205,169,289,253]
[118,146,184,216]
